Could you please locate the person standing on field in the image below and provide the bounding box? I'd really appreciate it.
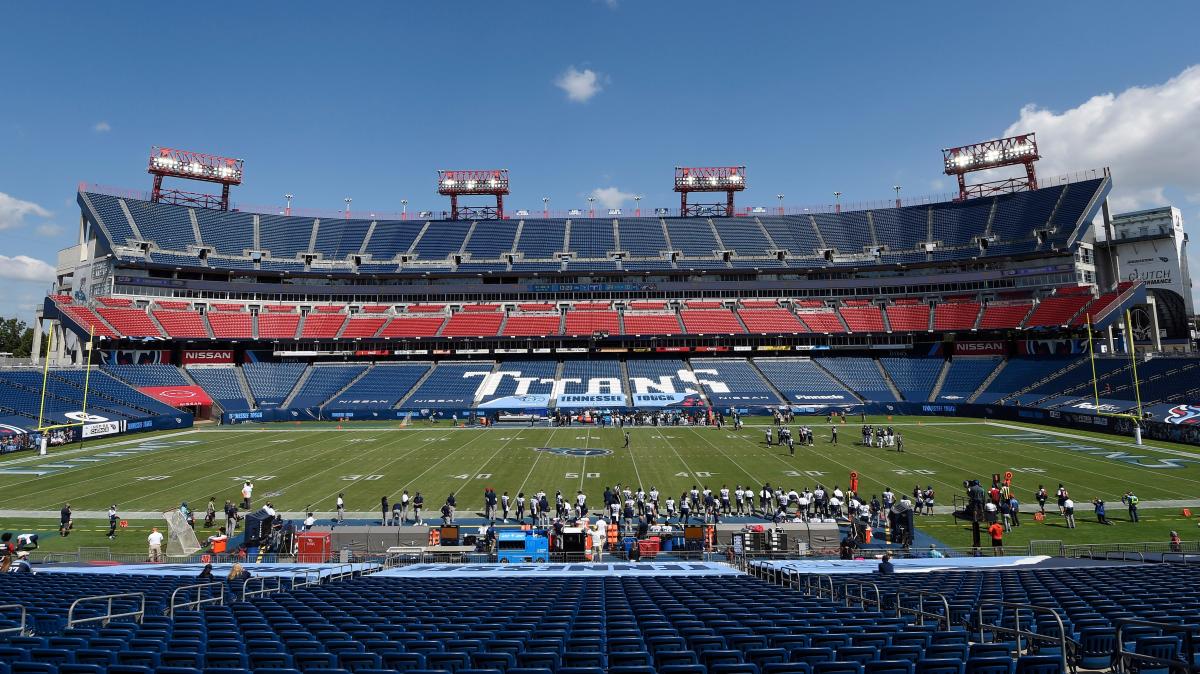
[241,481,253,510]
[107,505,119,540]
[147,527,164,562]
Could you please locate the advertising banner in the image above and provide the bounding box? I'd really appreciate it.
[83,420,124,438]
[181,350,235,365]
[953,341,1007,356]
[556,393,630,408]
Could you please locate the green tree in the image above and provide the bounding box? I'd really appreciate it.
[0,317,35,358]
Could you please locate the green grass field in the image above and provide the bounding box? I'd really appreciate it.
[2,415,1199,553]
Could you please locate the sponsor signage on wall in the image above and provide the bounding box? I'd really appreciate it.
[953,341,1007,356]
[181,350,235,364]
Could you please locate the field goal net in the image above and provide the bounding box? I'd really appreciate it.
[162,510,202,557]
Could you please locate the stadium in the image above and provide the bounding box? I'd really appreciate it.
[3,5,1200,674]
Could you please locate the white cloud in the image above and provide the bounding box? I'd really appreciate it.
[0,192,51,231]
[93,121,111,133]
[1001,64,1200,213]
[0,255,55,283]
[590,187,635,209]
[555,66,605,103]
[36,223,64,237]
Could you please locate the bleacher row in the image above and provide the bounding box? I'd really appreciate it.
[0,368,179,427]
[52,286,1135,342]
[1,563,1198,674]
[102,352,1200,414]
[80,177,1105,275]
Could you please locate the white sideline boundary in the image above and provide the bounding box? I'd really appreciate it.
[984,420,1200,460]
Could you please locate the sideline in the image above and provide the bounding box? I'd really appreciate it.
[984,421,1200,461]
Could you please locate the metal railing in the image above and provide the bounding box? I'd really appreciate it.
[241,576,281,601]
[972,600,1070,674]
[895,590,953,631]
[168,582,225,618]
[1115,618,1200,674]
[838,579,883,610]
[67,592,145,627]
[290,568,322,589]
[0,604,28,636]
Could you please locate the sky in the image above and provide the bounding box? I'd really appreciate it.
[2,2,1200,322]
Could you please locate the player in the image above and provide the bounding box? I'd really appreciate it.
[624,431,630,448]
[59,503,72,537]
[107,505,119,540]
[241,481,253,510]
[895,433,904,453]
[734,485,745,515]
[719,485,730,515]
[336,493,345,522]
[665,495,677,523]
[765,427,773,447]
[412,491,424,525]
[831,426,838,445]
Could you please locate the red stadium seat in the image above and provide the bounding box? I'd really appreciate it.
[933,302,981,331]
[564,310,620,336]
[441,311,504,337]
[153,310,209,338]
[737,308,809,334]
[978,301,1034,329]
[839,305,885,333]
[797,310,846,333]
[379,316,447,338]
[885,303,930,332]
[502,314,562,337]
[207,312,253,339]
[258,313,301,338]
[96,307,163,338]
[622,312,682,335]
[342,316,389,338]
[300,313,347,338]
[679,309,746,334]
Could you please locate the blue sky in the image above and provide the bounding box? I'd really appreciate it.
[1,2,1199,321]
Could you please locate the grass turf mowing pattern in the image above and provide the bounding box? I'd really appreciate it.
[1,417,1198,548]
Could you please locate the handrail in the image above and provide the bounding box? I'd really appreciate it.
[973,600,1069,674]
[327,563,357,582]
[839,579,882,610]
[0,604,28,636]
[290,568,322,589]
[801,573,835,599]
[169,582,225,618]
[67,592,145,627]
[1115,617,1200,674]
[242,575,281,601]
[895,590,952,630]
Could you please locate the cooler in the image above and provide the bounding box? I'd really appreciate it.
[638,538,660,559]
[296,532,332,563]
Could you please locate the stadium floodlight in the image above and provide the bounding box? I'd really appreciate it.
[148,146,244,211]
[284,193,294,216]
[942,133,1040,200]
[437,169,509,220]
[633,195,642,216]
[675,166,746,217]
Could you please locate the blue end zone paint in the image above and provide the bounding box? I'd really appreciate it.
[752,555,1049,574]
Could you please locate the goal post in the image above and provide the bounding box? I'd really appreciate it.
[1086,310,1145,444]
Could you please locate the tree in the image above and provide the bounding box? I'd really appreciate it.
[0,317,35,358]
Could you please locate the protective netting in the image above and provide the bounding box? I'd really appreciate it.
[162,509,202,557]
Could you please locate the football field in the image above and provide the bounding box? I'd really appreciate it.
[3,416,1199,520]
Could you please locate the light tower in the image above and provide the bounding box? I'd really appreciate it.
[344,197,352,219]
[943,133,1040,201]
[587,195,596,218]
[437,169,509,220]
[893,185,902,208]
[674,166,746,217]
[833,192,842,214]
[401,199,408,220]
[284,194,294,216]
[542,196,550,218]
[148,146,243,211]
[776,194,784,215]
